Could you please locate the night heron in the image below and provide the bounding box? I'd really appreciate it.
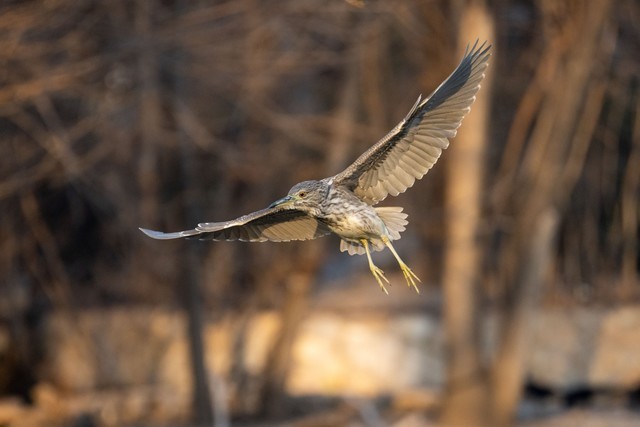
[140,41,491,294]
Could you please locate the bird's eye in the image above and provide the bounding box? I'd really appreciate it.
[298,191,307,198]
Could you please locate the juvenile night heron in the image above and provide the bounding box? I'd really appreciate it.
[140,41,491,294]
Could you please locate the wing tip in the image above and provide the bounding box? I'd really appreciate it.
[139,227,168,240]
[139,227,195,240]
[465,39,492,62]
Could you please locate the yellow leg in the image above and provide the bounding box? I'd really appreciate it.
[361,239,389,294]
[382,237,421,293]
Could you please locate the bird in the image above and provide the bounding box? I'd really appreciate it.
[140,41,491,294]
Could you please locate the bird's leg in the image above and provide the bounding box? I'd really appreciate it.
[361,239,389,294]
[382,237,421,293]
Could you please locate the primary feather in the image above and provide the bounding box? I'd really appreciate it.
[332,40,491,204]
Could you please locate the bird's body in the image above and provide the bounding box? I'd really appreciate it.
[318,183,386,241]
[140,41,492,293]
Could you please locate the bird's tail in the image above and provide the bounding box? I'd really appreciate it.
[339,207,408,255]
[375,206,408,240]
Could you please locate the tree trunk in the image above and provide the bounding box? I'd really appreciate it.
[439,2,494,426]
[259,270,314,418]
[136,0,160,226]
[174,1,215,423]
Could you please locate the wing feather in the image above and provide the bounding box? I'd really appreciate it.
[332,40,491,204]
[140,205,330,242]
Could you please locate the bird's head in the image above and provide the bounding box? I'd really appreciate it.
[268,180,328,214]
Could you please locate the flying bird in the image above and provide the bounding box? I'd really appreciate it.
[140,41,491,294]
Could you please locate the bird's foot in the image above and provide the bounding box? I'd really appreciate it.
[369,264,390,294]
[399,262,421,293]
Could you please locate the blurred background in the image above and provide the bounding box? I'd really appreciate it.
[0,0,638,426]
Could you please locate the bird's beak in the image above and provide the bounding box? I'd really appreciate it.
[269,195,294,209]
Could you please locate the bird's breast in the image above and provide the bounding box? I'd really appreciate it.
[321,203,385,240]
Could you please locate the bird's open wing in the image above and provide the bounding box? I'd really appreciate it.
[332,41,491,204]
[140,206,331,242]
